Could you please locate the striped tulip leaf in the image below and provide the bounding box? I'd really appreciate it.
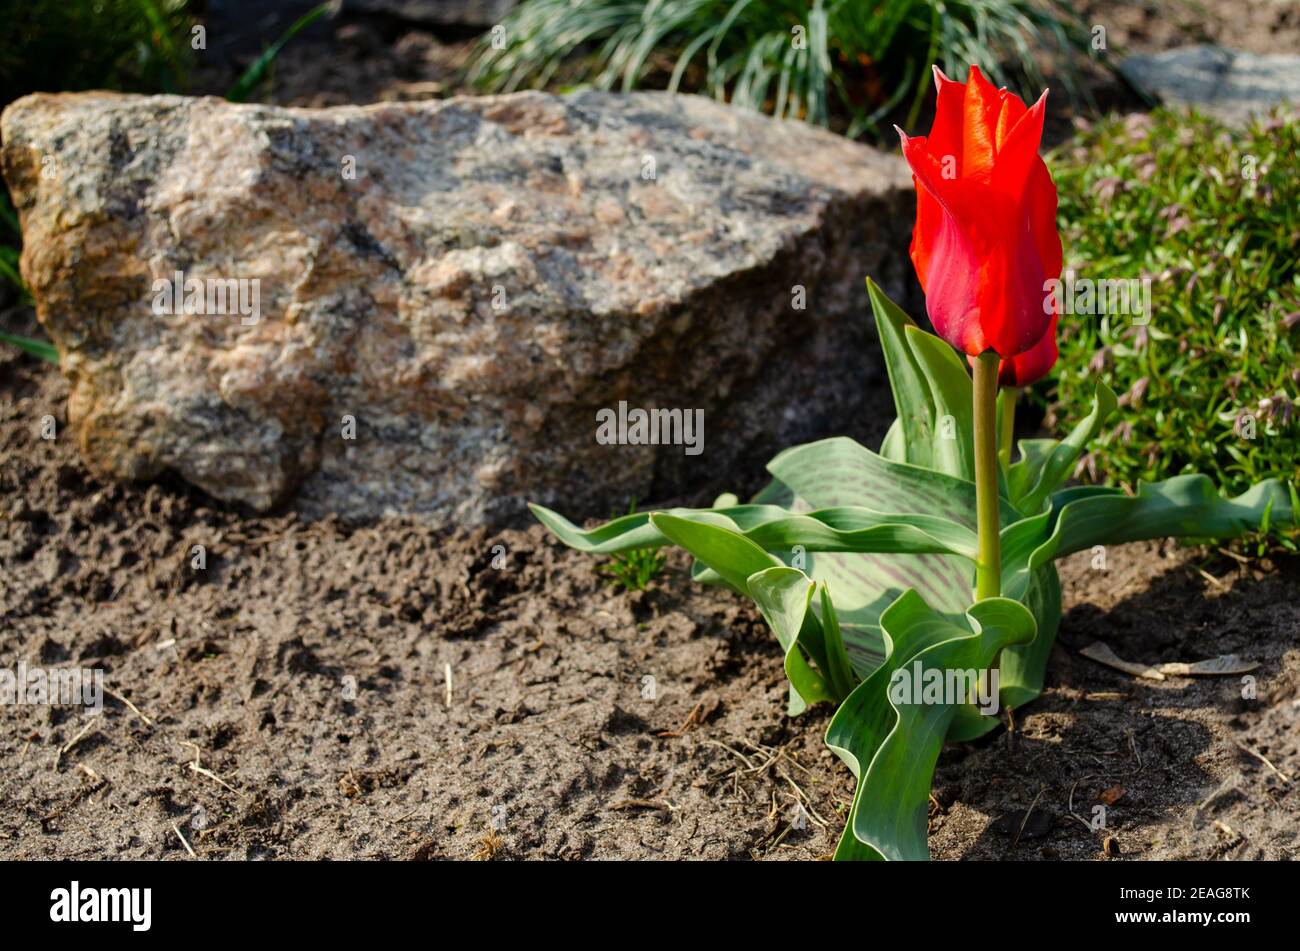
[825,592,1036,860]
[530,500,981,561]
[1013,381,1118,515]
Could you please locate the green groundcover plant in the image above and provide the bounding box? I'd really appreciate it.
[532,68,1295,860]
[1047,108,1300,548]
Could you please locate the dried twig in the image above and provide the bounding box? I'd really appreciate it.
[171,822,197,858]
[607,798,673,813]
[104,686,153,726]
[657,700,705,738]
[55,719,100,769]
[1011,787,1048,849]
[1236,741,1293,785]
[181,742,246,799]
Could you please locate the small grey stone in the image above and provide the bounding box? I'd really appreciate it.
[1120,44,1300,125]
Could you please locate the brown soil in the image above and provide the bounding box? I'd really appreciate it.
[188,6,478,107]
[1081,0,1300,58]
[3,319,1297,861]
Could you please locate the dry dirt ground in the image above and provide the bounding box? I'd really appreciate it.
[2,336,1297,861]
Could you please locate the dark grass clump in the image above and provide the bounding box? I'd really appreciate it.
[0,0,194,107]
[466,0,1098,138]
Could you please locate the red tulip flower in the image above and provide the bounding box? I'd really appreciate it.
[897,65,1063,366]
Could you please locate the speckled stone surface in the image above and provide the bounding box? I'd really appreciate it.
[1120,45,1300,125]
[2,90,915,525]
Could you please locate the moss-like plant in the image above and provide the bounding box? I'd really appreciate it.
[1047,108,1300,548]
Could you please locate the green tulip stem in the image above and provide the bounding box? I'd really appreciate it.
[973,352,1002,600]
[998,387,1018,471]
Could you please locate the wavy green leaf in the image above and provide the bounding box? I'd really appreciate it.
[867,277,977,482]
[1006,438,1057,508]
[649,515,826,715]
[826,592,1036,860]
[648,512,781,595]
[868,278,938,470]
[879,417,906,462]
[530,500,981,560]
[816,582,859,703]
[766,437,1021,530]
[995,473,1292,716]
[1003,474,1296,596]
[903,323,977,480]
[748,567,855,712]
[756,436,1031,676]
[995,563,1063,713]
[1016,381,1118,514]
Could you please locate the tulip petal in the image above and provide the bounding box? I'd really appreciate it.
[1025,157,1063,283]
[990,90,1048,203]
[897,127,994,229]
[928,66,965,173]
[961,66,1002,180]
[913,198,989,356]
[992,314,1059,387]
[994,91,1027,152]
[897,130,966,222]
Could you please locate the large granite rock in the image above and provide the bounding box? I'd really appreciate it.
[1120,45,1300,125]
[1,90,915,525]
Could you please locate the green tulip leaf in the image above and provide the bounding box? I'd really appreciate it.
[1042,475,1294,557]
[1006,438,1058,507]
[748,567,857,711]
[994,472,1293,715]
[531,500,981,560]
[1015,381,1118,515]
[879,417,906,463]
[868,278,940,471]
[826,592,1036,860]
[766,437,1022,530]
[648,512,782,594]
[815,582,859,702]
[902,323,977,480]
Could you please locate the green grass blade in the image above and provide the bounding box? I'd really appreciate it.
[0,332,58,364]
[226,2,334,103]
